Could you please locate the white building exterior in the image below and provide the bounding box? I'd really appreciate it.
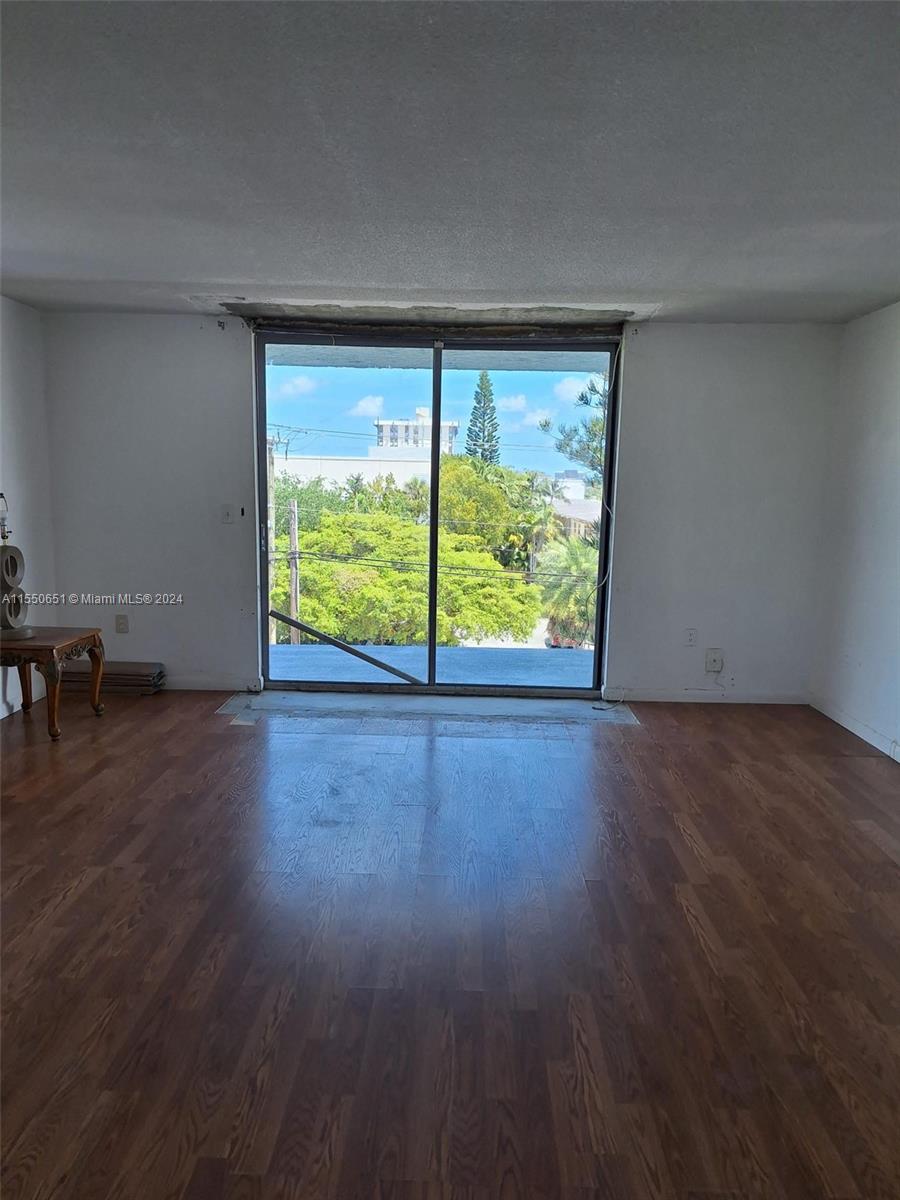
[273,449,431,488]
[272,407,458,487]
[374,407,458,453]
[551,471,602,536]
[554,469,587,501]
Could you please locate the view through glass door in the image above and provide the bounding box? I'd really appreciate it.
[262,337,614,691]
[265,343,435,684]
[436,349,611,688]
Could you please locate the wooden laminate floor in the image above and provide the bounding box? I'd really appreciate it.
[2,691,900,1200]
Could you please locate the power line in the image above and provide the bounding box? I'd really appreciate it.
[266,422,558,452]
[268,502,578,531]
[267,548,594,583]
[269,424,372,442]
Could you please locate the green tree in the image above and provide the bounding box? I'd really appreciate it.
[465,370,500,464]
[437,453,531,568]
[518,472,564,571]
[400,477,430,523]
[363,473,405,514]
[272,473,347,536]
[271,511,541,646]
[538,537,598,645]
[523,500,561,573]
[539,372,609,486]
[342,473,368,510]
[439,455,515,543]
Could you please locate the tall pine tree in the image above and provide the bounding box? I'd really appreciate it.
[465,370,500,463]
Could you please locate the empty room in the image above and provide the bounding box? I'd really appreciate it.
[1,2,899,1198]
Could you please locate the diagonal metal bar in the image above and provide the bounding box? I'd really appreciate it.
[268,609,425,685]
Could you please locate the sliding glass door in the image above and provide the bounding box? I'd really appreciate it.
[436,349,611,688]
[259,334,616,693]
[264,343,435,684]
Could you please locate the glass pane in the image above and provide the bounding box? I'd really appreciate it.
[264,343,437,684]
[436,349,611,688]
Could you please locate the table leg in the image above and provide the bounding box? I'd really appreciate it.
[36,657,62,740]
[17,662,32,712]
[88,645,104,716]
[46,681,61,740]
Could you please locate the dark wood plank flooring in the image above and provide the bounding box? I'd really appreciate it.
[2,691,899,1200]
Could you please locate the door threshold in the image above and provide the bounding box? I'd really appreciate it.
[263,680,602,700]
[219,689,636,724]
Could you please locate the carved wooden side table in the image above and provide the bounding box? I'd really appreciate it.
[1,627,104,740]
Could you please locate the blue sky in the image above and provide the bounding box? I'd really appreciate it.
[265,358,609,476]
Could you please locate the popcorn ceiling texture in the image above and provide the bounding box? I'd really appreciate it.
[2,2,898,321]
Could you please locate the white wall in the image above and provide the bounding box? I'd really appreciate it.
[43,314,259,690]
[0,297,58,716]
[15,309,895,732]
[605,323,837,703]
[811,302,900,758]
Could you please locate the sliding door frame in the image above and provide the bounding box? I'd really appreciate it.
[255,326,621,698]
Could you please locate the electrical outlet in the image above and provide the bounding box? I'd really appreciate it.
[221,503,234,524]
[705,648,724,673]
[115,614,129,634]
[684,628,698,647]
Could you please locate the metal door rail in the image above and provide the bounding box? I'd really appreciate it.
[269,609,425,685]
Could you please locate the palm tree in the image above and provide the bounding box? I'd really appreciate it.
[343,473,368,510]
[524,501,562,574]
[538,538,598,645]
[537,476,567,503]
[401,477,430,523]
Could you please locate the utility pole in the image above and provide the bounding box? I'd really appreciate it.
[289,498,299,644]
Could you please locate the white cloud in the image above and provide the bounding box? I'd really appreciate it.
[277,374,317,397]
[553,373,604,404]
[348,394,384,417]
[497,393,528,412]
[523,407,554,427]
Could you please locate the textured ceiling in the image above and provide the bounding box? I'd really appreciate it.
[2,1,899,322]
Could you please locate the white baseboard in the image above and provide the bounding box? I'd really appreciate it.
[603,685,808,704]
[164,673,261,692]
[811,695,900,760]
